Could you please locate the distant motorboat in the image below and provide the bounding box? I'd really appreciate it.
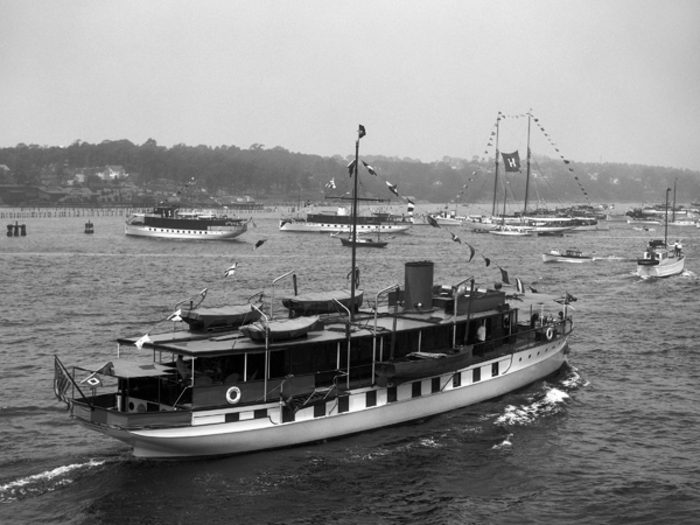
[542,249,594,263]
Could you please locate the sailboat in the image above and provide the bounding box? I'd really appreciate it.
[636,187,686,278]
[52,125,575,459]
[465,112,580,235]
[668,179,698,227]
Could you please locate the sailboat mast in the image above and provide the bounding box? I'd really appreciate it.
[491,113,501,216]
[523,111,532,216]
[349,126,362,322]
[664,187,670,246]
[672,178,677,223]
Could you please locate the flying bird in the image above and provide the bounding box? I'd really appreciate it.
[449,231,461,244]
[254,239,267,250]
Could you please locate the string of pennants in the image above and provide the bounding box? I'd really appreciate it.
[478,111,591,206]
[421,215,577,305]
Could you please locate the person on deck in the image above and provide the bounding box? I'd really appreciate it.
[176,355,191,383]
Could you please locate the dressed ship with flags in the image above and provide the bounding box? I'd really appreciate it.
[279,163,414,234]
[54,126,575,459]
[464,111,602,234]
[125,179,249,241]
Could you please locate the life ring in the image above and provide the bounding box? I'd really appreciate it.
[545,327,554,341]
[226,386,242,405]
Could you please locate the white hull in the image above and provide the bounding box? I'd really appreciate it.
[125,223,247,240]
[95,342,567,458]
[636,256,685,278]
[542,254,592,263]
[279,222,411,234]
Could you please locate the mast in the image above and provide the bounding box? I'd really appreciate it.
[523,111,532,216]
[672,178,677,223]
[664,187,670,246]
[349,125,364,322]
[491,113,501,216]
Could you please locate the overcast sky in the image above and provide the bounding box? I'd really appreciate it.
[2,0,699,170]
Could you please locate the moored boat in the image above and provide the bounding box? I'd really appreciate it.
[279,205,413,234]
[125,204,248,241]
[333,231,389,248]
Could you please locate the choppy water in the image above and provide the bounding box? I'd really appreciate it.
[1,212,699,524]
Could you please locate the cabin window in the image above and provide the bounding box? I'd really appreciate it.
[412,381,422,398]
[453,373,461,388]
[492,362,499,377]
[473,367,481,382]
[388,386,397,403]
[269,349,287,379]
[247,353,266,381]
[220,354,245,384]
[288,342,338,375]
[420,325,452,352]
[254,409,267,419]
[338,395,350,413]
[366,390,377,407]
[432,377,441,393]
[314,404,326,418]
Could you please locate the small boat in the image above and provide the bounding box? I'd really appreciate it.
[636,188,686,278]
[125,204,248,241]
[181,305,262,332]
[239,315,320,342]
[542,249,594,263]
[281,289,364,317]
[84,221,94,234]
[333,232,388,248]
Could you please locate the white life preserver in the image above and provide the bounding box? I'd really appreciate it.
[226,386,242,405]
[545,327,554,341]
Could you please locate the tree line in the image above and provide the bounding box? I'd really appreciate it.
[1,139,698,205]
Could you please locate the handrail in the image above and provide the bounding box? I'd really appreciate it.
[372,284,400,375]
[270,270,295,320]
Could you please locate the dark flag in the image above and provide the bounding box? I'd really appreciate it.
[528,285,539,293]
[362,160,378,176]
[501,151,521,172]
[358,125,366,138]
[254,239,267,250]
[482,254,491,267]
[498,266,510,284]
[347,159,356,176]
[386,181,399,196]
[426,215,440,228]
[565,292,578,303]
[465,242,475,262]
